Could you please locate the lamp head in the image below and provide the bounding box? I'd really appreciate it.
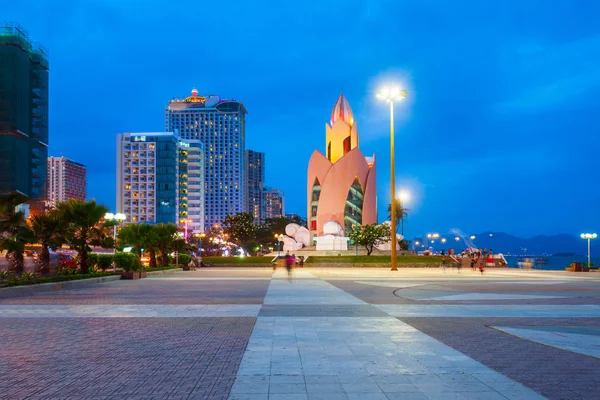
[377,87,408,102]
[104,212,115,220]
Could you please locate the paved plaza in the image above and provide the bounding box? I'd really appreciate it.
[2,268,600,399]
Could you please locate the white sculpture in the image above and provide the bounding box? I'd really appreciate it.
[281,223,311,252]
[315,220,349,251]
[375,221,403,250]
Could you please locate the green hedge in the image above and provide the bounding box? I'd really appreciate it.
[143,266,180,272]
[177,254,192,266]
[114,252,141,271]
[305,255,446,264]
[202,256,272,264]
[4,272,114,287]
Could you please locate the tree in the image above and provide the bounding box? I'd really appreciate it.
[56,200,110,274]
[348,223,391,256]
[222,213,256,254]
[0,210,34,273]
[29,211,65,273]
[153,223,178,266]
[387,199,409,234]
[117,223,158,268]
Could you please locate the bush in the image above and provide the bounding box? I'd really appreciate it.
[114,252,141,272]
[177,254,192,266]
[96,254,114,271]
[87,253,99,270]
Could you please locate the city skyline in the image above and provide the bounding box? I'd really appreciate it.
[4,1,600,237]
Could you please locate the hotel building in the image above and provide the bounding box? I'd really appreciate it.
[166,89,247,228]
[46,156,86,206]
[264,186,284,219]
[116,132,204,234]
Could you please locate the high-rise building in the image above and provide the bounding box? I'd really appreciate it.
[116,132,204,234]
[264,186,284,219]
[246,150,265,223]
[0,24,49,199]
[166,89,247,228]
[46,156,86,206]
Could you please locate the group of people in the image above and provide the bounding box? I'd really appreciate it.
[440,253,487,274]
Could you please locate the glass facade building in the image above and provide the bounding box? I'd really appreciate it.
[166,89,247,228]
[116,132,204,233]
[246,149,265,224]
[0,25,49,199]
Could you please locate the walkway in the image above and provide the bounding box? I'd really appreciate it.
[1,267,600,399]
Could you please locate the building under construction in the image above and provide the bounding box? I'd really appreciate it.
[0,23,49,199]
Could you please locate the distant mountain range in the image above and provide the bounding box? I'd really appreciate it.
[416,232,598,256]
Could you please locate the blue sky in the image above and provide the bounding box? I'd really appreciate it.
[6,0,600,238]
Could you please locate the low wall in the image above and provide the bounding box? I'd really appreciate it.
[0,275,121,299]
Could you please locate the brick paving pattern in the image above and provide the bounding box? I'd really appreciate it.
[0,279,270,305]
[400,317,600,400]
[329,279,600,305]
[0,317,255,400]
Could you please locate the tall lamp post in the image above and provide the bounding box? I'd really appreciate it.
[580,233,597,268]
[105,212,126,254]
[377,87,408,271]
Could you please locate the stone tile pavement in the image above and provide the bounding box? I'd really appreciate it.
[2,267,600,399]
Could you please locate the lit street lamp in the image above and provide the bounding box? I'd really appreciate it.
[275,234,284,257]
[104,212,127,255]
[580,233,597,268]
[397,190,410,236]
[470,235,476,241]
[377,86,408,271]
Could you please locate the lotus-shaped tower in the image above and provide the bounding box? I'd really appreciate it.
[307,94,377,237]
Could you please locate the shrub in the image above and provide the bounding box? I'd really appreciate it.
[0,270,12,282]
[19,272,38,285]
[177,254,192,266]
[114,252,140,272]
[87,253,99,270]
[96,254,114,271]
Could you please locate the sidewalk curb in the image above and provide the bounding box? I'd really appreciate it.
[146,268,183,276]
[0,275,122,299]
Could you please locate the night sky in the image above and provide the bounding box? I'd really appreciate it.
[6,0,600,238]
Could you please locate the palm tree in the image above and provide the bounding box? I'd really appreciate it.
[387,200,409,235]
[0,210,34,273]
[56,200,110,274]
[118,223,158,268]
[153,224,178,267]
[29,212,65,274]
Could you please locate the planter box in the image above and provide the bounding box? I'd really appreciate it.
[139,271,147,278]
[121,272,140,280]
[182,265,191,271]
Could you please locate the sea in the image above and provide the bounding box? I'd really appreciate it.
[503,255,600,271]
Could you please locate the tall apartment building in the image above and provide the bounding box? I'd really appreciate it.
[116,132,204,234]
[0,25,49,199]
[46,156,86,206]
[264,186,284,219]
[246,150,265,223]
[166,89,247,228]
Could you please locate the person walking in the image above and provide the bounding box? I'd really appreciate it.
[285,253,294,282]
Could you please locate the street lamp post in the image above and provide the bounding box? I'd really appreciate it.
[398,190,409,236]
[105,212,127,254]
[275,234,283,256]
[580,233,597,268]
[377,87,408,271]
